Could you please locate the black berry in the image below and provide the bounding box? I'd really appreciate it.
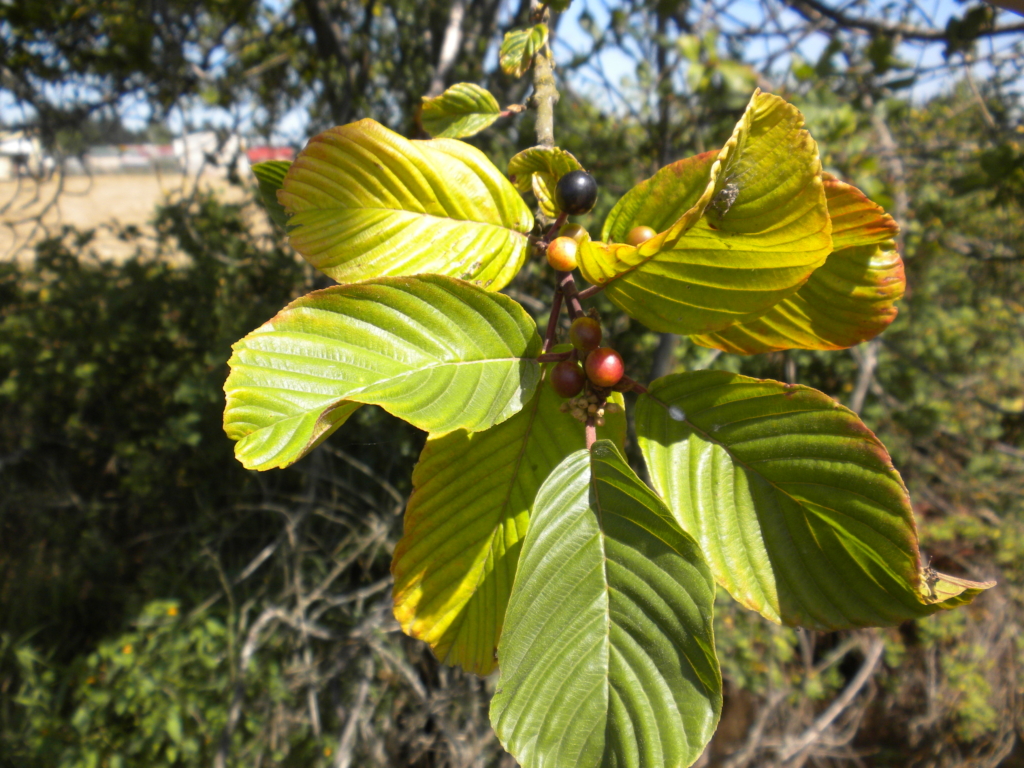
[555,170,598,216]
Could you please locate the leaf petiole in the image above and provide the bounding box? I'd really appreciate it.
[541,290,563,353]
[556,272,584,319]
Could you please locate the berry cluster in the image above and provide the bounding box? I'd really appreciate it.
[549,316,627,424]
[558,393,622,426]
[540,172,644,429]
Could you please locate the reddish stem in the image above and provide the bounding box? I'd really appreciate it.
[626,376,649,394]
[541,290,563,353]
[557,272,584,319]
[585,417,597,449]
[610,375,649,394]
[545,211,568,242]
[577,283,604,300]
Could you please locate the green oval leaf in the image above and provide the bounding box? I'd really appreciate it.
[391,370,626,675]
[223,275,543,471]
[636,371,995,630]
[251,160,292,229]
[580,91,832,335]
[278,119,533,290]
[692,175,905,353]
[507,146,583,218]
[420,82,502,139]
[499,25,548,78]
[491,441,721,768]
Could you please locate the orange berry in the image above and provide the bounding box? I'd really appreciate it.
[546,236,578,271]
[558,223,590,243]
[626,226,657,246]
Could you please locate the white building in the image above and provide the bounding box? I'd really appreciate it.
[171,132,249,178]
[0,131,48,179]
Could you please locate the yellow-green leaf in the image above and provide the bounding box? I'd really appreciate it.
[420,82,501,139]
[251,160,291,229]
[278,119,533,290]
[636,371,995,630]
[223,275,542,471]
[391,367,625,675]
[507,146,582,218]
[692,175,905,353]
[499,25,548,78]
[579,91,832,335]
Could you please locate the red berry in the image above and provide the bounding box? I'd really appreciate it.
[550,360,586,398]
[626,225,657,246]
[546,237,578,272]
[569,316,602,352]
[584,348,624,388]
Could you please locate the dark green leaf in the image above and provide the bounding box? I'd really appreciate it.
[491,441,721,768]
[636,371,995,629]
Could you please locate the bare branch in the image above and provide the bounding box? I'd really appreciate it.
[334,657,374,768]
[427,0,467,97]
[777,635,885,762]
[530,3,558,148]
[784,0,1024,40]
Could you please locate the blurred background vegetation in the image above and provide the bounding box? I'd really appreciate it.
[1,0,1023,766]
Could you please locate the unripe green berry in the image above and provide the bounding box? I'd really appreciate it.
[550,360,586,398]
[558,223,590,244]
[546,237,578,272]
[584,347,625,388]
[627,225,657,246]
[569,316,602,352]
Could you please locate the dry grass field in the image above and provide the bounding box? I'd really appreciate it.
[1,173,266,262]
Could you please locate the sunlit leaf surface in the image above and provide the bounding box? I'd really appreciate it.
[421,82,501,139]
[499,25,548,78]
[279,119,532,290]
[693,175,904,352]
[579,91,832,335]
[507,146,582,218]
[251,160,291,229]
[224,275,542,471]
[636,371,994,629]
[491,441,721,768]
[392,371,625,675]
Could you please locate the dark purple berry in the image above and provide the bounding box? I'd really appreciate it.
[555,170,598,216]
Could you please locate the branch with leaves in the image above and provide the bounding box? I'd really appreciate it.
[229,3,996,765]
